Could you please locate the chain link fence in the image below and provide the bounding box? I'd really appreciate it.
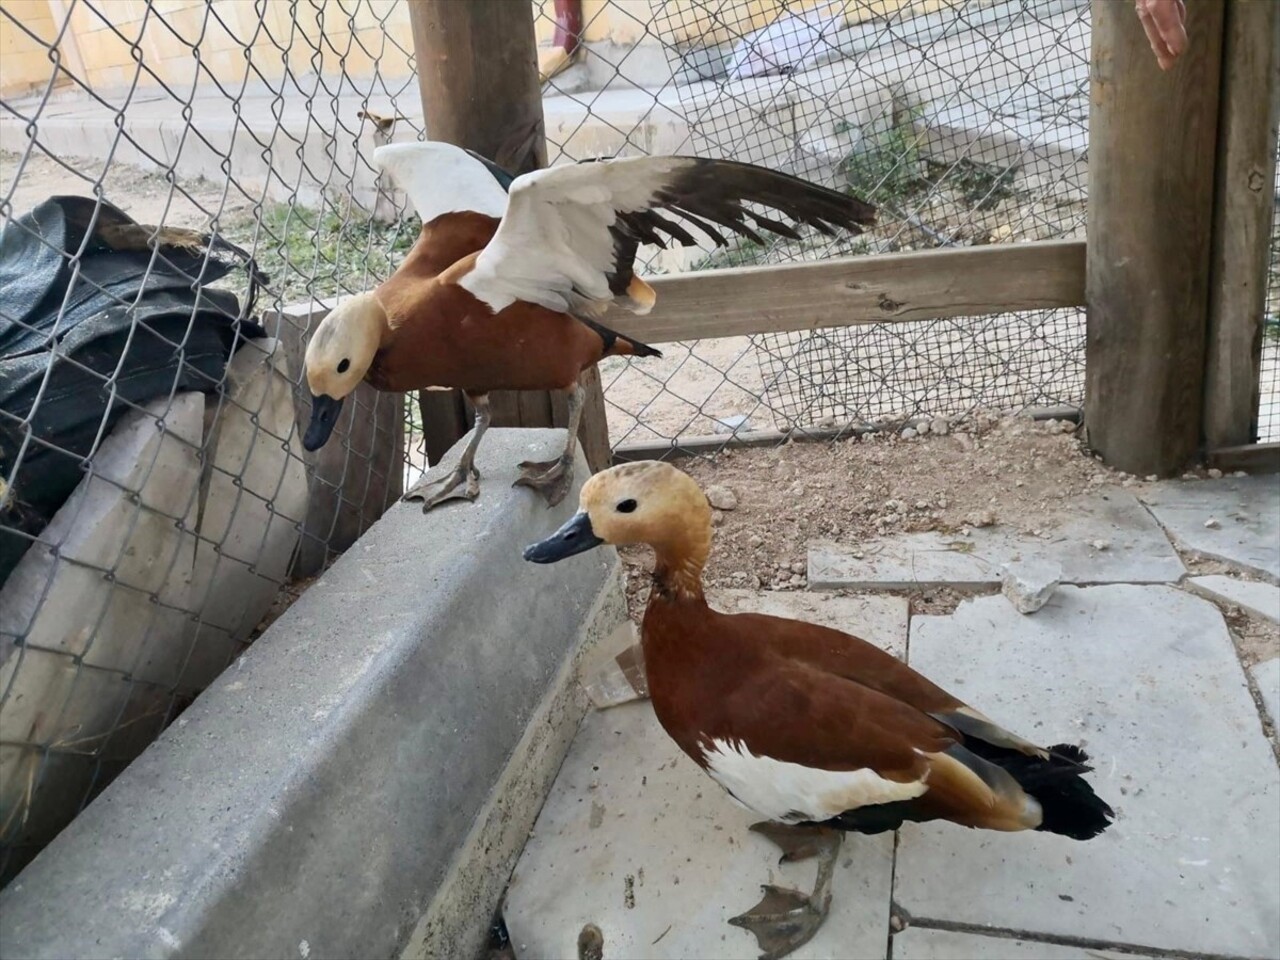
[1,0,1274,891]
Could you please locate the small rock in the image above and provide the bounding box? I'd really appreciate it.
[790,561,806,575]
[1145,474,1158,482]
[1181,472,1199,481]
[955,433,975,452]
[789,482,805,497]
[916,420,931,436]
[901,427,918,440]
[710,511,725,526]
[931,417,949,436]
[747,534,764,548]
[1204,517,1221,529]
[1233,470,1248,478]
[964,509,996,528]
[705,485,738,510]
[1091,539,1111,551]
[713,414,753,435]
[1207,468,1223,479]
[1001,559,1063,615]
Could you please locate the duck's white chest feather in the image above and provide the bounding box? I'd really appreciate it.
[701,738,928,823]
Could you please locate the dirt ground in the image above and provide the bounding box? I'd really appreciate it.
[614,411,1279,672]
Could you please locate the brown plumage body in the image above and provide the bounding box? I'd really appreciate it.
[365,212,640,395]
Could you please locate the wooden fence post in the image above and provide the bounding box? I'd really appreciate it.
[1204,0,1280,451]
[406,0,612,471]
[1085,0,1226,476]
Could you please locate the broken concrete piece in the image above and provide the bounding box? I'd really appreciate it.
[901,586,1280,958]
[809,488,1184,590]
[1000,559,1062,614]
[1252,658,1280,730]
[1141,475,1280,580]
[1186,575,1280,625]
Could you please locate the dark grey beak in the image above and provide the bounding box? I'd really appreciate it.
[303,393,344,452]
[523,511,603,563]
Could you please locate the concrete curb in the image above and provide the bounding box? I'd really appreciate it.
[0,428,625,960]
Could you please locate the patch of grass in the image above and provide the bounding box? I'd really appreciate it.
[931,157,1018,211]
[218,202,419,305]
[838,118,928,210]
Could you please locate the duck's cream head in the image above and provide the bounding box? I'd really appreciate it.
[301,292,386,451]
[523,461,712,595]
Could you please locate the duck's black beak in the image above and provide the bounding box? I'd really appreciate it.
[302,393,344,452]
[523,511,603,563]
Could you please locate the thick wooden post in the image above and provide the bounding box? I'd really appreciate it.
[406,0,612,470]
[1085,0,1226,476]
[1204,0,1280,450]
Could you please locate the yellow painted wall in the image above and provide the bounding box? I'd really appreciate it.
[3,0,933,99]
[0,0,63,98]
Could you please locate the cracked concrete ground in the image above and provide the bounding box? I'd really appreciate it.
[502,475,1280,960]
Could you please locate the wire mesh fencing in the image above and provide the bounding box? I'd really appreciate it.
[1262,163,1280,444]
[533,0,1091,449]
[0,0,428,885]
[2,0,1273,894]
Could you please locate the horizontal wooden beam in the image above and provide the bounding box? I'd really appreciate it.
[605,239,1086,345]
[1206,442,1280,474]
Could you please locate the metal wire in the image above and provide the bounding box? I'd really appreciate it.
[1,0,1274,893]
[1262,163,1280,444]
[536,0,1091,448]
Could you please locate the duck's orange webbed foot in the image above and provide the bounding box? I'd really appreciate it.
[728,823,841,960]
[512,456,573,507]
[404,463,481,512]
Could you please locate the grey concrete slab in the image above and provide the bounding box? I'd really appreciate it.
[503,701,895,960]
[0,429,625,960]
[1141,475,1280,581]
[708,589,910,657]
[1187,575,1280,625]
[1252,658,1280,730]
[809,489,1184,590]
[898,586,1280,959]
[504,594,908,960]
[892,928,1152,960]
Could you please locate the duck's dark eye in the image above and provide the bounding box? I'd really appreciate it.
[337,358,351,374]
[616,498,638,513]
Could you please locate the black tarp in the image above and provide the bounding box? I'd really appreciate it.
[1,196,266,587]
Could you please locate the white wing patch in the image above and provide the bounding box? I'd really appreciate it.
[702,738,927,823]
[372,142,508,225]
[459,156,694,315]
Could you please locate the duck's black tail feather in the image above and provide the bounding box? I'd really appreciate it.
[995,743,1115,841]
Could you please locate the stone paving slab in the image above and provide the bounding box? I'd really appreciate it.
[1252,658,1280,730]
[503,702,895,960]
[809,489,1184,590]
[708,589,909,656]
[1187,575,1280,624]
[1141,475,1280,581]
[504,591,908,960]
[898,586,1280,959]
[892,927,1153,960]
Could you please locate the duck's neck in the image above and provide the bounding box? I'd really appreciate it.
[650,521,711,602]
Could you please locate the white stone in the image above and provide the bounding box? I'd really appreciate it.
[1251,658,1280,730]
[810,489,1184,590]
[1000,559,1062,614]
[892,928,1150,959]
[713,414,753,435]
[188,339,309,664]
[898,586,1280,959]
[1141,475,1280,579]
[705,485,738,511]
[901,427,918,439]
[1186,576,1280,624]
[931,418,950,436]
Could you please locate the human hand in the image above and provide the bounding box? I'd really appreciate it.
[1136,0,1188,70]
